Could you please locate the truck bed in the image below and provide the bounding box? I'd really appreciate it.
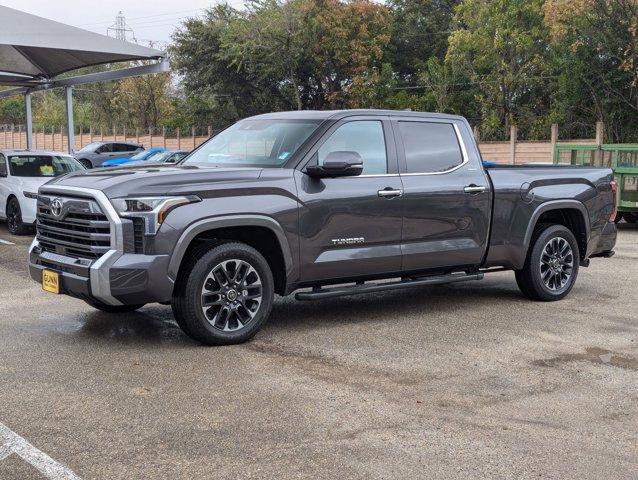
[484,165,616,270]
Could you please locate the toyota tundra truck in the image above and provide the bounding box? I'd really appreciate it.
[28,110,618,345]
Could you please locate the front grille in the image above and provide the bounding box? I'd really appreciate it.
[132,217,145,253]
[36,195,112,261]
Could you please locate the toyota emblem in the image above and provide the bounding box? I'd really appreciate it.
[50,198,63,218]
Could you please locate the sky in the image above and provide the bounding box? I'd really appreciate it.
[3,1,245,48]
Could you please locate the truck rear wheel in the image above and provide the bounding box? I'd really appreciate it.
[171,241,274,346]
[515,224,580,301]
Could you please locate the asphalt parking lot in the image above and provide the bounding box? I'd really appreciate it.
[0,224,636,480]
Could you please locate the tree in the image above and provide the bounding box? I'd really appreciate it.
[170,0,392,122]
[0,97,24,125]
[446,0,553,139]
[387,0,460,83]
[543,0,638,141]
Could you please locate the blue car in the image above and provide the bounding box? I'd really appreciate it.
[101,148,166,167]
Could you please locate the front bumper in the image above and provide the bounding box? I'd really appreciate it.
[29,185,174,306]
[29,239,174,305]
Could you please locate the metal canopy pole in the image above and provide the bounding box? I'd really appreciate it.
[24,92,33,150]
[64,86,74,154]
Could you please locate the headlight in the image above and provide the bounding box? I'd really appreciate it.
[23,191,38,199]
[111,196,200,234]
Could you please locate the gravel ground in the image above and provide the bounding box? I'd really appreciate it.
[0,223,636,479]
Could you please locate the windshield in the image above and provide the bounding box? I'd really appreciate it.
[78,142,103,153]
[183,119,321,167]
[8,155,84,177]
[145,151,169,162]
[129,151,151,160]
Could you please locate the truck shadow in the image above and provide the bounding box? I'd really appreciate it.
[75,309,198,346]
[71,279,524,346]
[617,222,638,231]
[266,280,524,331]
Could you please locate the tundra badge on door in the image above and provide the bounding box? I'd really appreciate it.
[331,237,365,246]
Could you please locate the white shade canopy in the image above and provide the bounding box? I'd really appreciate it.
[0,5,164,86]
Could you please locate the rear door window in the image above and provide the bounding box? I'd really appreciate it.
[398,122,464,174]
[113,143,132,153]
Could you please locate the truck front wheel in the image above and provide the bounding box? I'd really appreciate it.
[515,224,580,301]
[171,241,274,345]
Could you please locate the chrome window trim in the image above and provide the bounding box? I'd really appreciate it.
[324,173,401,179]
[399,123,470,177]
[36,185,124,306]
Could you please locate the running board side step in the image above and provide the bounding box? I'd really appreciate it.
[295,272,484,301]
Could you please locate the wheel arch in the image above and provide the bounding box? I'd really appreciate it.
[524,201,590,261]
[168,215,294,295]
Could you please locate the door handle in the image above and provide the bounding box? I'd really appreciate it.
[378,188,403,198]
[463,185,487,194]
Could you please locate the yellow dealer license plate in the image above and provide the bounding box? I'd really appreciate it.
[42,270,60,294]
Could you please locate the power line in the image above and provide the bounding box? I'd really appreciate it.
[106,11,136,42]
[77,8,206,28]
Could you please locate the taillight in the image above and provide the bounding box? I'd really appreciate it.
[610,179,618,221]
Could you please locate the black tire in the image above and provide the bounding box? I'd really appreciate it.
[171,241,274,346]
[78,158,93,169]
[624,212,638,223]
[613,212,623,223]
[515,223,580,301]
[6,197,30,235]
[86,300,145,313]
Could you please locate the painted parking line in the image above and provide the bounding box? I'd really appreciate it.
[0,422,81,480]
[0,238,15,245]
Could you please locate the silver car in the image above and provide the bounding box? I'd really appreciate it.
[75,141,143,168]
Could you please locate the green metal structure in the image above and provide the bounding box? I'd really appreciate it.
[553,143,638,222]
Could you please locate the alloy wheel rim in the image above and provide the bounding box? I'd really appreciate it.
[200,259,262,332]
[539,237,574,291]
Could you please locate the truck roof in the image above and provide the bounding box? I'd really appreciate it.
[247,109,467,122]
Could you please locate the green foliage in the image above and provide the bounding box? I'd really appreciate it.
[387,0,460,81]
[446,0,552,139]
[0,97,24,125]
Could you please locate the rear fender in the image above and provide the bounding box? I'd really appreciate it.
[521,200,590,264]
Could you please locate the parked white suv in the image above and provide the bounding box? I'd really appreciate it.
[0,150,85,235]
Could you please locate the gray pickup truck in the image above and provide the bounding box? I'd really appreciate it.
[28,110,617,345]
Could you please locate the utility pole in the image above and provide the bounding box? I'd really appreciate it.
[107,11,136,42]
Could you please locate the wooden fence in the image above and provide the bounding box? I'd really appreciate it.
[476,123,604,165]
[0,127,214,153]
[0,121,606,165]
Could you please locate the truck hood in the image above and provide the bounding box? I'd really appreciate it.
[40,164,264,198]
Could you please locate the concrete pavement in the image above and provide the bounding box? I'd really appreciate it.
[0,223,636,479]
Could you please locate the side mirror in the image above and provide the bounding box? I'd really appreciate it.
[0,162,7,177]
[306,151,364,178]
